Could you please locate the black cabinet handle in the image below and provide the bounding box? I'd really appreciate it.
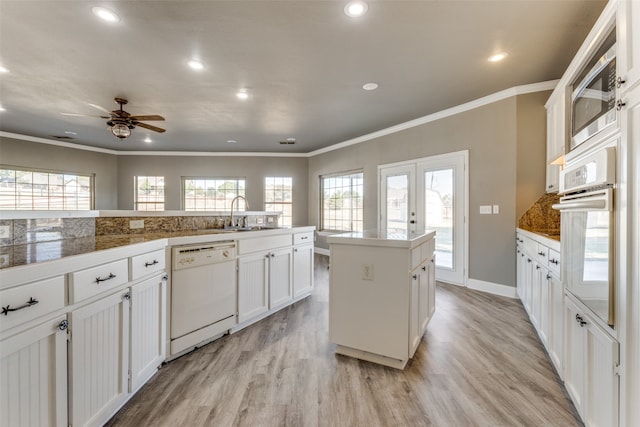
[538,251,546,257]
[123,291,131,301]
[1,297,39,316]
[576,314,587,327]
[58,319,68,331]
[536,265,541,270]
[144,260,159,268]
[421,266,426,271]
[412,274,418,280]
[95,273,116,284]
[617,76,626,88]
[546,273,552,280]
[617,99,626,111]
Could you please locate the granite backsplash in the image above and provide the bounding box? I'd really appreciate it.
[518,193,561,235]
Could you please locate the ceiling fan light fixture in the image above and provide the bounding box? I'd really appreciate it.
[344,1,368,17]
[488,52,508,62]
[91,7,120,23]
[111,123,131,139]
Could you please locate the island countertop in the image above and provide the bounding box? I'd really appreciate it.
[327,229,436,249]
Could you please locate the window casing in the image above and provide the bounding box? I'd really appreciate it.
[183,177,246,211]
[135,176,165,211]
[0,166,94,210]
[321,171,363,232]
[265,177,292,227]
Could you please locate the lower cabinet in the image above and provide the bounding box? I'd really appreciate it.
[564,295,619,427]
[268,247,293,309]
[129,273,167,393]
[410,257,436,356]
[548,273,564,375]
[293,243,314,298]
[0,315,68,427]
[238,252,270,323]
[69,290,131,427]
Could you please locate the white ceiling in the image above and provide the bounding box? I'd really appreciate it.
[0,0,607,153]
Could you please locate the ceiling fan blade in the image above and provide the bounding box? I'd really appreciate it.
[129,115,165,121]
[89,103,112,114]
[61,113,110,118]
[137,122,166,133]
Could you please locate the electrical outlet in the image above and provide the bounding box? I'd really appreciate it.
[362,264,374,281]
[129,219,144,229]
[0,225,10,239]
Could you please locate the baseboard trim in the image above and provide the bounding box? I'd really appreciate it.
[314,247,330,256]
[467,278,517,299]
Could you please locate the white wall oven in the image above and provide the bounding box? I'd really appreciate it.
[553,146,616,327]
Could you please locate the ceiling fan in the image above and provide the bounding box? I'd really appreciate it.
[62,97,166,140]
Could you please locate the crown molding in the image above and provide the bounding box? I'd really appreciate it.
[1,80,557,159]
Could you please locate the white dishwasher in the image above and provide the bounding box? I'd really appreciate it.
[170,241,237,357]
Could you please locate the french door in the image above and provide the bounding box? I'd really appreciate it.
[379,151,467,285]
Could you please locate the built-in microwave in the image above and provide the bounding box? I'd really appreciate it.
[570,30,617,151]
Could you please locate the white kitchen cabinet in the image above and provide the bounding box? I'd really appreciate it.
[0,315,68,427]
[564,295,619,427]
[69,289,130,427]
[548,273,564,377]
[618,0,640,93]
[238,252,269,323]
[546,89,567,163]
[129,273,167,393]
[268,247,293,309]
[328,230,436,369]
[546,163,561,194]
[292,243,314,298]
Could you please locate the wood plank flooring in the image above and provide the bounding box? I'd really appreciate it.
[106,255,581,427]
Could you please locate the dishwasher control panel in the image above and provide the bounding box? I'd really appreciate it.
[172,241,236,270]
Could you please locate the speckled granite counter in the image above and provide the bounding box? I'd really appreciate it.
[0,228,305,270]
[518,227,560,242]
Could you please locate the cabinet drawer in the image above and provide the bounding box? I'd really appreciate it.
[238,234,292,255]
[535,243,548,263]
[0,276,65,332]
[69,259,129,304]
[421,239,435,263]
[548,248,561,277]
[130,249,166,281]
[293,232,314,245]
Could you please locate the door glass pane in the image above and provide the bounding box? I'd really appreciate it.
[424,169,454,269]
[386,175,408,234]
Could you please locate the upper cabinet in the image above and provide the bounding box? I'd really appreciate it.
[546,89,567,163]
[618,0,640,93]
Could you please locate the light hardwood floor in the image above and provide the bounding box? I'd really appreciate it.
[106,255,581,427]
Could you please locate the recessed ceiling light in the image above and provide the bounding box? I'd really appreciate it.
[0,105,5,112]
[187,59,205,70]
[227,139,237,144]
[144,136,152,143]
[91,7,120,23]
[362,82,378,91]
[344,1,368,17]
[0,66,9,73]
[236,89,249,100]
[64,131,77,136]
[488,52,508,62]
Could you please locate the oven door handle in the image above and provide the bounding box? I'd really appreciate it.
[552,199,607,211]
[552,189,612,212]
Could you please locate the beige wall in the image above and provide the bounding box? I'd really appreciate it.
[116,155,309,224]
[0,136,119,209]
[308,92,549,287]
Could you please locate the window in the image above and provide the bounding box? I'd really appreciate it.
[183,178,246,211]
[321,171,363,232]
[135,176,165,211]
[265,177,293,227]
[0,167,93,210]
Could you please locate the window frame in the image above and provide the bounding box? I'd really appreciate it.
[264,176,293,227]
[320,170,364,232]
[181,177,247,211]
[134,176,165,211]
[0,165,95,211]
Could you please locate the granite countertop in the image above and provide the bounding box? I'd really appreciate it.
[327,229,436,248]
[518,227,561,242]
[0,227,306,270]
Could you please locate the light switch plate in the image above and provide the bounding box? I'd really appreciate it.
[493,205,500,214]
[479,205,492,214]
[362,264,374,281]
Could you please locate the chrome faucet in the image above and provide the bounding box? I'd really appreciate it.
[229,195,249,227]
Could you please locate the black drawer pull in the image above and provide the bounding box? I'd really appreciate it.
[145,260,159,268]
[1,297,39,316]
[95,273,116,284]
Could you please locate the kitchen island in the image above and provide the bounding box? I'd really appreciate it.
[328,230,436,369]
